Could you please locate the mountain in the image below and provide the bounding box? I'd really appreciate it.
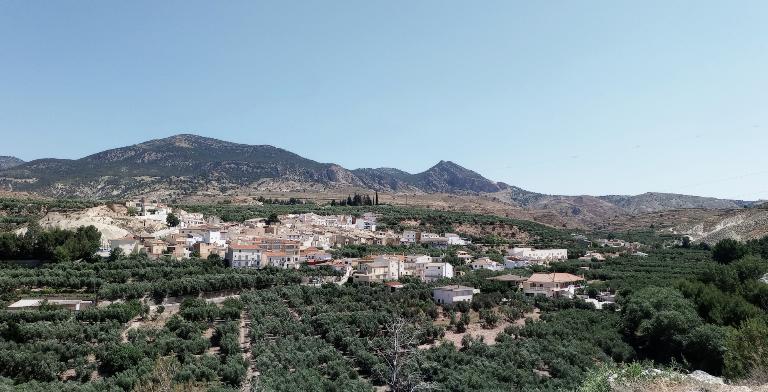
[0,135,373,197]
[0,134,755,228]
[0,134,502,198]
[353,161,503,194]
[0,156,24,170]
[413,161,504,193]
[598,192,752,213]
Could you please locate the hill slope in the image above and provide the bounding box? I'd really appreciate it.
[599,192,751,213]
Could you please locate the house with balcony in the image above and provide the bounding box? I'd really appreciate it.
[353,256,401,283]
[522,273,584,298]
[226,244,262,269]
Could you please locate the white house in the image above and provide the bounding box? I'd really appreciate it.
[109,236,141,255]
[508,247,568,263]
[522,273,584,298]
[353,256,401,283]
[504,258,531,269]
[405,255,432,264]
[178,211,205,228]
[264,251,301,269]
[401,231,417,244]
[432,285,479,305]
[469,257,504,271]
[203,228,226,246]
[420,263,454,281]
[578,252,606,261]
[226,245,262,269]
[421,236,449,249]
[127,199,172,222]
[445,233,467,246]
[355,219,377,231]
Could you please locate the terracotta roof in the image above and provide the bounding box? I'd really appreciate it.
[526,273,584,283]
[384,281,404,288]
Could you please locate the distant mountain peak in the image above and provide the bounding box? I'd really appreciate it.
[431,160,460,168]
[415,160,502,193]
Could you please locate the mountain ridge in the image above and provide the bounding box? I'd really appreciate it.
[0,134,755,219]
[0,156,25,170]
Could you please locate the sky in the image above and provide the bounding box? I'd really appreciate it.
[1,1,767,200]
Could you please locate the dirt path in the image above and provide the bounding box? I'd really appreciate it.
[240,309,256,392]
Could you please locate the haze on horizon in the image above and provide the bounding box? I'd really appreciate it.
[1,1,766,200]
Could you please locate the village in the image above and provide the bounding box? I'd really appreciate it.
[92,198,637,307]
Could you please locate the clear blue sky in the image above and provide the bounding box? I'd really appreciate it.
[1,1,767,200]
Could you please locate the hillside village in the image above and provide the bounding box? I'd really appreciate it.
[57,198,656,307]
[4,2,768,390]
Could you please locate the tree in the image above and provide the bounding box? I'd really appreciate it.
[375,318,435,392]
[166,213,180,227]
[266,213,280,225]
[479,308,499,329]
[108,247,124,262]
[683,324,728,375]
[712,238,747,264]
[621,287,702,361]
[724,318,768,381]
[731,255,768,282]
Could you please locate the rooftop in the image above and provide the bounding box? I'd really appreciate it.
[434,285,476,292]
[526,273,584,283]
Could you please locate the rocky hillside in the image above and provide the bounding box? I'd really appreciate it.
[599,192,752,213]
[596,204,768,244]
[0,156,24,170]
[668,207,768,244]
